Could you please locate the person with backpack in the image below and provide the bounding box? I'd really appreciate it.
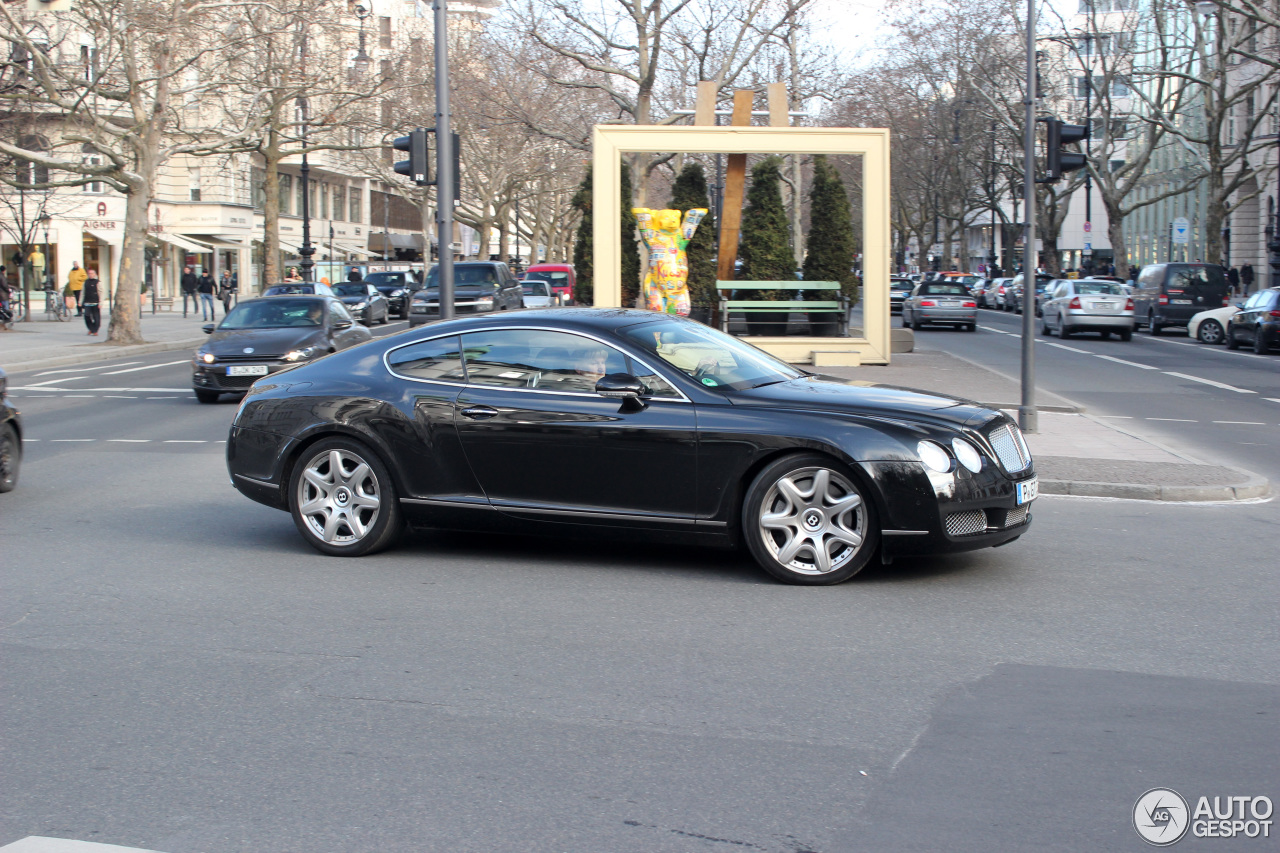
[67,262,87,316]
[82,270,102,336]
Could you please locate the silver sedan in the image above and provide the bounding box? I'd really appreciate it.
[1040,279,1135,340]
[902,282,978,331]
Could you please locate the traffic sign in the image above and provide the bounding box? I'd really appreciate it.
[1083,221,1091,233]
[1084,242,1092,250]
[1172,217,1190,244]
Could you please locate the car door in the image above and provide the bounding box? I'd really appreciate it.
[1236,291,1265,343]
[452,328,699,525]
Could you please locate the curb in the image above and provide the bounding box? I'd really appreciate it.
[2,338,205,374]
[1041,467,1271,502]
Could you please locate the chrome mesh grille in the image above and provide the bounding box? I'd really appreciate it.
[988,423,1031,473]
[945,510,987,537]
[1004,504,1029,527]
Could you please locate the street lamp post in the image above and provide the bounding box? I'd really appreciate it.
[37,213,51,291]
[296,26,315,281]
[1269,113,1280,289]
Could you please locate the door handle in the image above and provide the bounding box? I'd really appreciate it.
[460,405,499,420]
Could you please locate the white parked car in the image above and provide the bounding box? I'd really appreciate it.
[1188,303,1242,345]
[520,280,557,309]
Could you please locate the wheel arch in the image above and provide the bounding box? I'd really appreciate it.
[277,422,402,511]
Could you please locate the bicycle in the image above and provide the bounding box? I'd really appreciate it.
[43,287,70,321]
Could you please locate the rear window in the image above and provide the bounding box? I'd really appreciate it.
[1167,266,1227,303]
[921,284,969,296]
[1075,282,1124,295]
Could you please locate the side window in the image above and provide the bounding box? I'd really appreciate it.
[628,358,682,399]
[1243,292,1264,310]
[387,335,467,383]
[461,329,628,393]
[330,301,355,324]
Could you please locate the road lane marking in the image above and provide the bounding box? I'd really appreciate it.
[1162,371,1256,393]
[1213,420,1265,425]
[63,395,96,398]
[22,377,86,387]
[1146,418,1197,422]
[1266,398,1280,405]
[103,395,137,399]
[108,439,151,443]
[50,439,94,442]
[100,360,190,375]
[11,386,189,393]
[1042,342,1093,353]
[1092,354,1159,369]
[1096,415,1134,419]
[163,440,206,443]
[35,362,142,376]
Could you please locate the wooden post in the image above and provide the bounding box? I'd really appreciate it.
[766,82,788,127]
[716,89,755,282]
[694,81,717,127]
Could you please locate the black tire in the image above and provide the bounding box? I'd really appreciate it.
[288,436,403,557]
[1197,319,1225,345]
[1147,313,1162,335]
[0,422,20,493]
[1253,330,1268,354]
[1226,325,1240,349]
[1041,313,1052,336]
[1057,315,1071,338]
[400,306,410,320]
[902,312,912,330]
[379,306,389,324]
[741,453,879,585]
[194,389,221,404]
[1100,330,1111,340]
[965,323,976,332]
[1119,328,1133,342]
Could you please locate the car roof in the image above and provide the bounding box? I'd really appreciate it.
[408,307,674,336]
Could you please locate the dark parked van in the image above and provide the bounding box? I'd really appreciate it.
[1132,263,1230,335]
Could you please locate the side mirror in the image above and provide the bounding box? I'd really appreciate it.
[596,373,645,398]
[202,323,215,334]
[333,320,353,329]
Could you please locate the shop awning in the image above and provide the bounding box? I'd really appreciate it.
[150,232,213,253]
[332,241,371,258]
[201,235,250,248]
[275,237,303,253]
[367,232,424,253]
[82,228,122,245]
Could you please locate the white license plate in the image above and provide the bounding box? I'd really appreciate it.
[1092,302,1117,312]
[1171,298,1192,304]
[940,300,961,307]
[228,365,268,376]
[1016,476,1038,505]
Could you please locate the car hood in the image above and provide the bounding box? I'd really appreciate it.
[338,295,372,304]
[728,375,996,429]
[206,327,326,357]
[416,286,495,299]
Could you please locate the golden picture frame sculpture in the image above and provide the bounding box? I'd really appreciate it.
[592,125,891,364]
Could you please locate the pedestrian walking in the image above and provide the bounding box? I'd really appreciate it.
[218,270,234,314]
[1240,263,1254,292]
[346,267,363,283]
[67,262,87,315]
[197,269,217,321]
[1227,266,1240,295]
[1128,264,1139,282]
[82,270,102,336]
[180,266,199,317]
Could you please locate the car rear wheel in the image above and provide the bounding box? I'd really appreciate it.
[1197,319,1224,344]
[194,389,220,404]
[902,312,912,330]
[1254,329,1269,354]
[1119,328,1133,342]
[1147,313,1162,335]
[289,438,402,557]
[0,422,20,493]
[1041,314,1051,335]
[742,454,879,585]
[1226,325,1240,349]
[1057,316,1071,338]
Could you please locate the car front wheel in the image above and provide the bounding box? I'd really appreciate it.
[289,437,403,557]
[0,422,20,493]
[742,454,879,585]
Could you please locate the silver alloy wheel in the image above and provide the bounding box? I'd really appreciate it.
[295,448,382,544]
[758,466,866,575]
[1197,319,1224,344]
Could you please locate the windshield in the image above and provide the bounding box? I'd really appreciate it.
[521,282,551,296]
[366,273,408,287]
[220,299,323,329]
[426,266,499,289]
[264,284,314,295]
[920,284,969,296]
[621,318,803,391]
[332,284,368,297]
[526,270,570,284]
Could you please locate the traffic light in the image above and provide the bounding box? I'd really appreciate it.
[1044,118,1088,182]
[393,129,429,186]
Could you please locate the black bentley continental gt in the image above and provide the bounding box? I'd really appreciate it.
[226,309,1037,584]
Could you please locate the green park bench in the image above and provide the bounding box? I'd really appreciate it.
[716,280,849,337]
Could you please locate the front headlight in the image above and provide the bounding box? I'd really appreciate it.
[391,289,405,297]
[283,345,321,362]
[351,301,367,310]
[952,438,983,473]
[199,351,215,364]
[917,440,953,473]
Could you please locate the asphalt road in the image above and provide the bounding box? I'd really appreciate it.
[908,306,1280,482]
[2,325,1277,853]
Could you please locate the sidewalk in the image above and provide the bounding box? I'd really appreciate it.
[818,349,1270,503]
[0,304,211,373]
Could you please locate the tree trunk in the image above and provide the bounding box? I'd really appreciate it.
[108,180,150,345]
[1103,195,1128,272]
[263,148,282,287]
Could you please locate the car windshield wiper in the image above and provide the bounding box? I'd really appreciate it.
[747,378,790,389]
